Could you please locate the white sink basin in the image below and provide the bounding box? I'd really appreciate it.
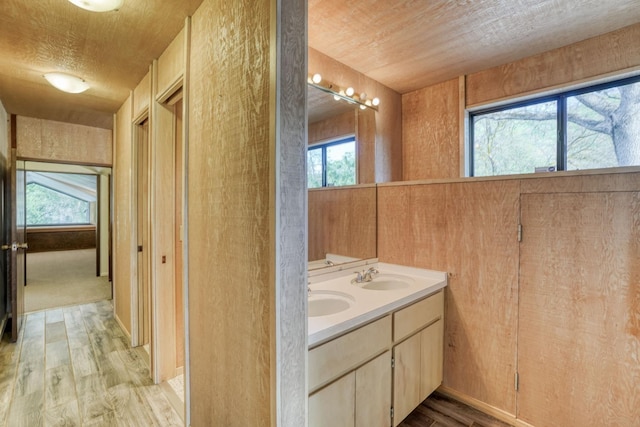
[308,291,354,317]
[357,274,414,291]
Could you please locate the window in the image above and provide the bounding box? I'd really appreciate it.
[26,172,96,226]
[470,76,640,176]
[307,137,356,188]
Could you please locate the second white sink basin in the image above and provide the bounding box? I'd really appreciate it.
[308,291,354,317]
[357,274,413,291]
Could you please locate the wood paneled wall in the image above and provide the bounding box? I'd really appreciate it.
[309,47,403,182]
[133,71,151,121]
[156,27,185,100]
[187,0,306,425]
[16,116,112,166]
[402,78,461,181]
[378,180,520,415]
[378,171,640,425]
[518,188,640,426]
[113,95,133,336]
[309,110,354,143]
[308,185,377,262]
[467,22,640,107]
[26,228,96,252]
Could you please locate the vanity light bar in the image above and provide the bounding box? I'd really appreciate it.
[308,73,379,111]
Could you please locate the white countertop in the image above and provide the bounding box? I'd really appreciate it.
[308,262,447,347]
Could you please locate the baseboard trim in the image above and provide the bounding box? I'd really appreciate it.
[437,386,535,427]
[114,313,131,342]
[160,380,185,421]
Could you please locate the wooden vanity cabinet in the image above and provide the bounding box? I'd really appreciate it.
[392,291,444,426]
[309,316,392,427]
[308,289,445,427]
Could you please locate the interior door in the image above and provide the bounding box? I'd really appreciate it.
[7,154,26,341]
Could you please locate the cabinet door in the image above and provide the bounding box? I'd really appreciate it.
[392,333,421,427]
[309,372,355,427]
[420,319,443,401]
[356,351,391,427]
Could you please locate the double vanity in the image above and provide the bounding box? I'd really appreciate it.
[308,261,447,427]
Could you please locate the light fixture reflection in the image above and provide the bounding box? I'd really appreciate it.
[67,0,123,12]
[44,72,90,94]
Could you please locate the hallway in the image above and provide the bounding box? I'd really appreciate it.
[0,301,182,426]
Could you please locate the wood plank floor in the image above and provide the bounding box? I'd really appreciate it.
[0,300,182,427]
[2,300,514,426]
[398,393,514,427]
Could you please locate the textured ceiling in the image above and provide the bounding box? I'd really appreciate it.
[0,0,203,129]
[308,0,640,94]
[1,1,639,130]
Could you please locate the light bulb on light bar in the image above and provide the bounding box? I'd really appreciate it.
[372,97,380,106]
[312,73,322,84]
[67,0,124,12]
[345,87,355,97]
[44,72,90,94]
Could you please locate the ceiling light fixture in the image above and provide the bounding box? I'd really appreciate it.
[67,0,124,12]
[44,72,90,94]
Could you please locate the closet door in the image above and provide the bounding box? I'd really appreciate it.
[518,192,640,426]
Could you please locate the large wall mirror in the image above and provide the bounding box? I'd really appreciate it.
[307,84,377,270]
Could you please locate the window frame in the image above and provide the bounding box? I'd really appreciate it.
[26,182,93,227]
[307,135,357,188]
[468,74,640,177]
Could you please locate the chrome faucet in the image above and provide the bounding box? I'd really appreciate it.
[353,267,379,283]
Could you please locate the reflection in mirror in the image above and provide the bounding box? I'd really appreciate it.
[307,84,378,270]
[307,184,377,268]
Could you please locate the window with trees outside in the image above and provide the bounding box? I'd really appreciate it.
[307,137,356,188]
[26,172,96,226]
[470,75,640,177]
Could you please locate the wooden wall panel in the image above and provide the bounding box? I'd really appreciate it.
[518,192,640,426]
[133,71,151,120]
[520,170,640,194]
[402,78,461,180]
[0,103,8,332]
[308,185,377,262]
[309,47,403,182]
[113,96,133,336]
[156,26,185,99]
[378,180,520,415]
[308,110,355,144]
[467,23,640,107]
[357,108,376,184]
[26,228,96,252]
[16,116,112,166]
[187,0,310,424]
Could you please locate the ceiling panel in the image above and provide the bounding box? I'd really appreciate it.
[308,0,640,94]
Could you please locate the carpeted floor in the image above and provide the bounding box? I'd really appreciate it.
[24,248,112,312]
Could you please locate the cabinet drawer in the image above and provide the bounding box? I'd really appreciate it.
[393,290,443,342]
[309,315,391,392]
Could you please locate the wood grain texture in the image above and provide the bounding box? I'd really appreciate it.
[0,0,203,129]
[518,192,640,426]
[187,0,307,425]
[156,28,185,101]
[308,185,377,262]
[402,78,461,180]
[26,228,96,252]
[520,171,640,194]
[378,180,520,416]
[133,71,151,122]
[16,116,112,166]
[356,108,376,184]
[467,22,640,106]
[309,372,355,427]
[308,110,355,144]
[151,57,182,382]
[393,332,421,427]
[309,47,402,182]
[113,96,133,336]
[355,351,391,427]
